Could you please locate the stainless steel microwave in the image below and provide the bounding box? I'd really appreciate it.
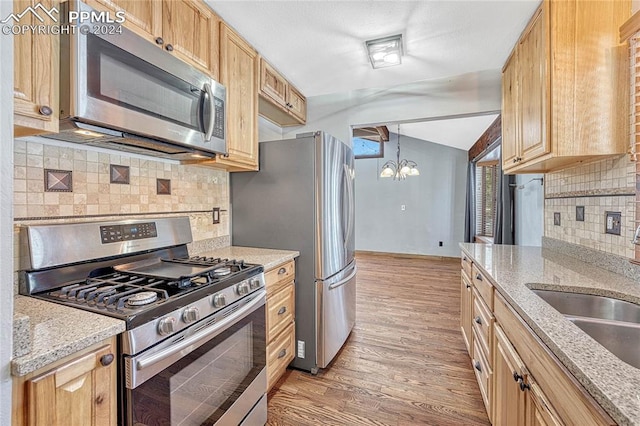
[43,0,226,160]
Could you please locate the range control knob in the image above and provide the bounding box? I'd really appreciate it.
[182,307,200,323]
[249,278,261,290]
[158,316,176,336]
[213,294,227,308]
[236,282,250,296]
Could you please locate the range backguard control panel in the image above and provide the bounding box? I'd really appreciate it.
[100,222,158,243]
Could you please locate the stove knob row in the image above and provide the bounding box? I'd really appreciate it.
[236,282,250,296]
[182,307,200,323]
[249,278,261,290]
[213,293,227,308]
[158,316,176,336]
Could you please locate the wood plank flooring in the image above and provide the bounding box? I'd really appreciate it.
[266,252,490,426]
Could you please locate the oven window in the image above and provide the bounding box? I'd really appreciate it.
[127,305,266,425]
[86,34,209,132]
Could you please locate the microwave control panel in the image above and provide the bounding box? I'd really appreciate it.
[100,222,158,244]
[212,97,225,139]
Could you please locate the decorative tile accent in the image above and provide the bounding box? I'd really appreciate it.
[553,212,561,226]
[576,206,585,222]
[110,165,130,184]
[44,169,72,192]
[156,178,171,195]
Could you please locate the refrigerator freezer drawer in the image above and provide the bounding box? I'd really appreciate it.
[316,261,357,368]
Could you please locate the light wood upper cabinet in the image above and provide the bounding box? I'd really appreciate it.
[13,338,117,426]
[86,0,219,79]
[85,0,161,43]
[258,58,307,126]
[501,0,630,173]
[216,23,259,171]
[13,0,58,137]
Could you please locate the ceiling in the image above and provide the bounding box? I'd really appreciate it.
[208,0,540,151]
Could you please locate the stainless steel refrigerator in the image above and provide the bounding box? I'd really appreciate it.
[230,131,356,373]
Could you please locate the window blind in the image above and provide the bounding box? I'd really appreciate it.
[475,164,498,237]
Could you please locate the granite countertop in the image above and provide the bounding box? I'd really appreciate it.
[11,296,125,377]
[460,243,640,425]
[196,246,299,271]
[11,246,297,377]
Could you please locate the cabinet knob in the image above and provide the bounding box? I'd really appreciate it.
[39,105,53,116]
[165,44,174,52]
[475,273,483,281]
[277,306,287,315]
[474,316,482,325]
[466,283,471,289]
[278,349,287,359]
[513,371,523,382]
[100,353,114,367]
[474,361,482,372]
[155,37,164,45]
[519,380,531,392]
[278,267,287,275]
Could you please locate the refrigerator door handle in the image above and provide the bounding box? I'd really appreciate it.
[328,266,357,290]
[343,164,354,251]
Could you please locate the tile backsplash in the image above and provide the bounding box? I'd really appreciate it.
[13,138,231,290]
[544,155,636,259]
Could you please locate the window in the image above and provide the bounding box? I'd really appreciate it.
[475,163,498,238]
[353,137,384,158]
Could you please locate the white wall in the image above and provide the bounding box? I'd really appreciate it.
[258,116,284,142]
[514,173,544,246]
[355,134,468,257]
[0,0,13,419]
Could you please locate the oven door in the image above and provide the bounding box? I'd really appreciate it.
[123,291,266,426]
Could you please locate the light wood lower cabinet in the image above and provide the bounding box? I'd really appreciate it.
[265,260,296,390]
[460,269,472,354]
[460,252,614,425]
[12,337,117,426]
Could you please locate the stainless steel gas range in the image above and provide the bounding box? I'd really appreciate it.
[19,217,267,426]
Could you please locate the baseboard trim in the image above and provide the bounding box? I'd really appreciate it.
[355,250,458,261]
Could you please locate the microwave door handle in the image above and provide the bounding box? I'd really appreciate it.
[203,82,215,141]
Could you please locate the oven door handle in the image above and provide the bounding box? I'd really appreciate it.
[136,292,265,372]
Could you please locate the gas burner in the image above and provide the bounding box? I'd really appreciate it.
[212,267,231,277]
[127,291,159,306]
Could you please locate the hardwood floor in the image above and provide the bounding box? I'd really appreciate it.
[266,252,490,425]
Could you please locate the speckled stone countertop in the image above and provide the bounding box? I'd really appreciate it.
[11,296,125,377]
[195,246,299,271]
[460,243,640,425]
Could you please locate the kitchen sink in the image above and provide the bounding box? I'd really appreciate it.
[569,318,640,370]
[532,289,640,369]
[531,289,640,323]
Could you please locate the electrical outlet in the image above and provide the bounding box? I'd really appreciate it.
[212,207,220,224]
[439,241,443,247]
[401,204,406,211]
[297,340,305,358]
[605,211,621,235]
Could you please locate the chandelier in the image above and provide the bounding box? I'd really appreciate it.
[379,125,420,179]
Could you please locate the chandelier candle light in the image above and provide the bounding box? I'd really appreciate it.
[380,125,420,180]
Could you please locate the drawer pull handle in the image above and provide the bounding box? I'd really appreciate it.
[474,361,482,372]
[513,371,523,383]
[277,306,287,315]
[474,316,482,325]
[278,349,287,359]
[463,256,467,261]
[476,273,483,281]
[278,267,287,275]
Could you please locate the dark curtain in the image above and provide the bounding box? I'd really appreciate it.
[463,161,476,243]
[493,164,515,245]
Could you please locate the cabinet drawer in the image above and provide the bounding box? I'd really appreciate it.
[461,252,472,279]
[472,328,492,419]
[472,288,493,362]
[265,260,295,294]
[267,321,295,390]
[266,283,295,342]
[471,265,493,309]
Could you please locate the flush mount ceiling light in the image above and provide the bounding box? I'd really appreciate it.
[365,34,403,69]
[380,124,419,180]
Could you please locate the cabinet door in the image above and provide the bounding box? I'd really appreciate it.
[501,51,519,170]
[219,23,259,170]
[26,343,116,426]
[526,382,564,426]
[85,0,161,43]
[13,0,57,136]
[260,59,288,109]
[518,6,550,164]
[493,324,527,426]
[460,272,473,355]
[287,85,307,124]
[162,0,219,78]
